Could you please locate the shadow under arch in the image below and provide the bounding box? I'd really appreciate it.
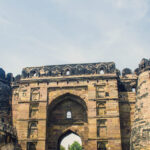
[57,129,82,150]
[48,93,87,113]
[97,65,107,74]
[47,93,88,124]
[46,93,88,150]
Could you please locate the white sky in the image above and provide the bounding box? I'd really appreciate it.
[61,133,82,150]
[0,0,150,75]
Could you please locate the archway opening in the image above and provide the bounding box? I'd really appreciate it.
[99,70,104,74]
[66,70,70,76]
[46,93,87,149]
[58,130,82,150]
[47,93,88,124]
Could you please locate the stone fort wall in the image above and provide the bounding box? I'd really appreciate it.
[0,68,17,150]
[0,59,150,150]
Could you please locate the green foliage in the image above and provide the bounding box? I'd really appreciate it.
[69,141,82,150]
[60,145,66,150]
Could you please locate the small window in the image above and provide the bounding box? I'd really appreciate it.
[29,121,38,129]
[99,70,104,74]
[132,88,136,92]
[66,70,70,76]
[31,71,36,77]
[27,142,37,150]
[66,111,72,119]
[97,141,107,150]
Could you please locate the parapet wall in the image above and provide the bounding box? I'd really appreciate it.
[21,62,117,78]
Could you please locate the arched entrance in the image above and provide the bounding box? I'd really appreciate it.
[58,130,82,150]
[46,93,88,150]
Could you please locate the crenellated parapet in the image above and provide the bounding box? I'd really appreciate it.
[21,62,117,78]
[134,58,150,75]
[0,68,13,83]
[122,68,132,77]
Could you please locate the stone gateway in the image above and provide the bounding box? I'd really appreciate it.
[1,59,150,150]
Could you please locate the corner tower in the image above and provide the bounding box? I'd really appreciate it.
[131,58,150,149]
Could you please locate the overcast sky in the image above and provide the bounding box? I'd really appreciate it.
[0,0,150,75]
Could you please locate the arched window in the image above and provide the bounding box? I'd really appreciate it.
[66,70,70,76]
[59,131,82,150]
[30,122,37,128]
[66,111,72,119]
[99,70,104,74]
[33,72,36,77]
[30,71,37,77]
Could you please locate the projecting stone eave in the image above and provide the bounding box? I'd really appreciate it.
[18,73,118,84]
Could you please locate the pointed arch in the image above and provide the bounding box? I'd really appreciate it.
[57,129,82,150]
[47,93,88,125]
[46,93,88,150]
[48,93,87,113]
[97,65,107,74]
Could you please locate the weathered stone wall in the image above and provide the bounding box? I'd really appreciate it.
[12,83,47,150]
[7,59,150,150]
[11,62,123,150]
[0,68,17,150]
[131,71,150,150]
[118,74,137,150]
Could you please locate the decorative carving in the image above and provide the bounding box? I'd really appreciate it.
[29,103,39,118]
[31,88,40,101]
[14,90,19,101]
[21,89,27,97]
[142,129,150,140]
[97,141,108,150]
[22,62,117,78]
[97,119,107,138]
[28,121,38,139]
[96,85,106,98]
[97,102,106,116]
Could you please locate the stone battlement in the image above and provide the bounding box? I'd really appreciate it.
[135,58,150,75]
[21,62,117,78]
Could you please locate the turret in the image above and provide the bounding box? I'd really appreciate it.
[131,58,150,149]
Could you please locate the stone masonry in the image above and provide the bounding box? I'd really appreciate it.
[1,59,150,150]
